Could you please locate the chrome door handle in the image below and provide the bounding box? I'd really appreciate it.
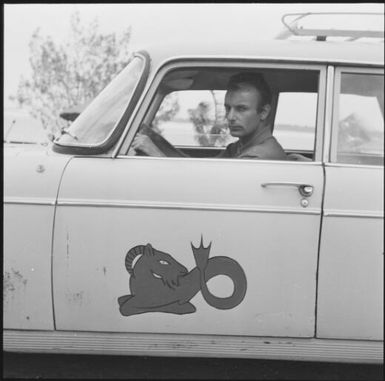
[261,182,314,197]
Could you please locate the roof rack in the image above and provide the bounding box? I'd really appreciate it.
[276,12,384,42]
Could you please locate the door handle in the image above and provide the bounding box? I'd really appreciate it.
[261,182,314,197]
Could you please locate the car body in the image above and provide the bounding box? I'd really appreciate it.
[4,13,384,363]
[4,108,51,146]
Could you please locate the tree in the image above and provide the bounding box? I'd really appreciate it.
[152,92,180,134]
[12,11,133,137]
[188,91,228,146]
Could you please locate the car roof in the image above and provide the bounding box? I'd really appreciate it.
[136,38,384,68]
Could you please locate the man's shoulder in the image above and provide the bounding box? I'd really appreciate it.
[240,136,286,160]
[221,141,239,157]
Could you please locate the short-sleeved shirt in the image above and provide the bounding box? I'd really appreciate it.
[220,126,287,160]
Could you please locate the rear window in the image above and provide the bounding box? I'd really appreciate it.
[333,71,384,166]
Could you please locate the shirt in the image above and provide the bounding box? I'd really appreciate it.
[220,126,287,160]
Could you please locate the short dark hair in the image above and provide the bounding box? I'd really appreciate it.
[227,72,272,111]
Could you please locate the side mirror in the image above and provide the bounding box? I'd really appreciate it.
[59,110,80,122]
[59,102,89,122]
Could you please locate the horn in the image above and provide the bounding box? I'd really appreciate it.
[144,243,154,256]
[125,245,146,274]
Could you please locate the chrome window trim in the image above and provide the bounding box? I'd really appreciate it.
[115,154,323,165]
[329,66,384,165]
[325,162,384,170]
[56,198,320,215]
[4,197,56,206]
[54,52,148,150]
[314,65,327,162]
[322,66,335,163]
[117,59,327,159]
[156,55,384,69]
[330,68,343,163]
[112,58,154,158]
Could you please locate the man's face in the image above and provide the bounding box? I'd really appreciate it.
[224,84,267,139]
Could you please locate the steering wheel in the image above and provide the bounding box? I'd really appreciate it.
[136,124,183,157]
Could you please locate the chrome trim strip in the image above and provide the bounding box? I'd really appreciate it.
[324,210,383,219]
[313,66,327,162]
[115,155,323,165]
[4,330,383,363]
[322,65,334,163]
[325,163,384,170]
[159,55,384,68]
[4,197,56,206]
[56,199,320,215]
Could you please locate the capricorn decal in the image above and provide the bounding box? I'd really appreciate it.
[118,238,247,316]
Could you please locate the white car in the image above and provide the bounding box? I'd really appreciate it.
[4,13,384,363]
[4,108,51,146]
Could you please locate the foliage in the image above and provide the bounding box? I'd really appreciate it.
[11,11,132,136]
[152,92,180,133]
[188,91,228,146]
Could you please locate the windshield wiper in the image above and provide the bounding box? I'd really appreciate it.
[4,140,36,145]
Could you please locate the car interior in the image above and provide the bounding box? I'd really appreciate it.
[132,67,321,160]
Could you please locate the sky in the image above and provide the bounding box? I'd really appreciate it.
[4,3,384,108]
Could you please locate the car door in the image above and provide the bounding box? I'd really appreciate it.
[52,61,326,338]
[317,67,384,340]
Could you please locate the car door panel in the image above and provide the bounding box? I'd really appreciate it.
[53,157,323,337]
[317,166,383,340]
[4,150,72,329]
[317,67,383,340]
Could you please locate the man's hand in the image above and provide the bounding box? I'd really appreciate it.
[130,133,166,157]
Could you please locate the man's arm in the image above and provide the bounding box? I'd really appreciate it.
[131,132,189,157]
[131,133,167,157]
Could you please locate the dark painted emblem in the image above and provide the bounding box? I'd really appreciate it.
[118,238,247,316]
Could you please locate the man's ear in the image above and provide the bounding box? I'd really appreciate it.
[259,104,271,121]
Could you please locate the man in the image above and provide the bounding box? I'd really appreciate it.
[219,72,286,160]
[131,72,286,160]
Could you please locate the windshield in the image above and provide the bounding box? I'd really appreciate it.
[55,55,146,146]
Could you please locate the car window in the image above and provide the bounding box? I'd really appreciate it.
[274,92,317,153]
[333,71,384,166]
[128,66,320,160]
[154,90,236,148]
[55,55,146,146]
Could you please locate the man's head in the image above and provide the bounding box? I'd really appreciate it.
[224,72,272,141]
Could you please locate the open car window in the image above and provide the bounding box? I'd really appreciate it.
[127,66,320,160]
[274,92,317,153]
[152,90,235,148]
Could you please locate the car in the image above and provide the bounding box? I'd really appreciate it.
[4,12,384,363]
[4,108,51,146]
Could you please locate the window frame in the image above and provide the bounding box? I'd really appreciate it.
[52,51,150,156]
[330,66,384,166]
[118,59,327,162]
